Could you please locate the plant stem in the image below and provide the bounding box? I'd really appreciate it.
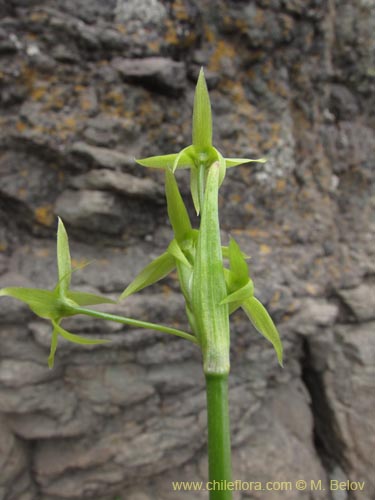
[71,306,198,344]
[205,373,232,500]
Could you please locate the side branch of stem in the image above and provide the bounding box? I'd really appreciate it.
[71,306,198,344]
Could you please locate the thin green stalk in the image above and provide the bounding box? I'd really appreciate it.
[71,306,198,344]
[205,373,232,500]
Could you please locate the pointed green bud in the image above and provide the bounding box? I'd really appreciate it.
[165,169,192,242]
[228,238,249,286]
[192,68,212,152]
[57,217,72,296]
[242,297,283,366]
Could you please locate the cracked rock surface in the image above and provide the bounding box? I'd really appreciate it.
[0,1,374,499]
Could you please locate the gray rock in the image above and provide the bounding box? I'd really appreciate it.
[0,359,51,388]
[70,142,135,171]
[115,0,167,25]
[336,283,375,322]
[0,417,35,500]
[290,298,339,336]
[70,169,164,201]
[114,57,186,93]
[55,189,124,234]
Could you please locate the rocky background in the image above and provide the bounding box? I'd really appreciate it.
[0,1,374,499]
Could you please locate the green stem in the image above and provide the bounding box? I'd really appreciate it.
[205,373,232,500]
[71,306,198,344]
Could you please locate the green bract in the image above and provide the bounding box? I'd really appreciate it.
[136,68,266,214]
[0,218,113,368]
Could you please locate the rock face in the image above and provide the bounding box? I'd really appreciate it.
[0,1,374,500]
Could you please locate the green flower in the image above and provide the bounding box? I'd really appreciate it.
[0,218,114,368]
[136,68,265,214]
[222,238,283,366]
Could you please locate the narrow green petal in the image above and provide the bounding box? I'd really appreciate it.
[212,147,227,186]
[48,325,59,369]
[172,145,195,172]
[0,287,59,319]
[57,218,72,295]
[165,169,192,242]
[228,238,249,284]
[120,251,176,300]
[192,68,212,151]
[168,239,191,268]
[136,153,194,170]
[242,297,283,366]
[222,245,250,260]
[54,322,109,345]
[190,166,200,215]
[220,280,254,305]
[67,291,116,306]
[225,157,266,168]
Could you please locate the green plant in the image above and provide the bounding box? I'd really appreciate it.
[0,69,282,500]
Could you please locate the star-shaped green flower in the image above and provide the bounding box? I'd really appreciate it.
[0,218,114,368]
[136,68,265,214]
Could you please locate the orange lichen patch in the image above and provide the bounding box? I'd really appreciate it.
[261,59,273,76]
[268,78,289,98]
[100,90,125,117]
[147,39,162,52]
[115,24,127,35]
[30,10,48,22]
[172,0,190,21]
[16,121,27,133]
[259,243,272,255]
[62,116,77,129]
[281,14,294,37]
[35,247,51,258]
[0,242,8,252]
[31,86,47,101]
[164,19,179,45]
[269,290,281,307]
[34,205,54,227]
[71,258,90,270]
[230,193,242,203]
[204,26,216,44]
[246,228,269,239]
[276,179,286,192]
[244,202,255,213]
[208,40,236,72]
[162,284,173,296]
[304,282,320,296]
